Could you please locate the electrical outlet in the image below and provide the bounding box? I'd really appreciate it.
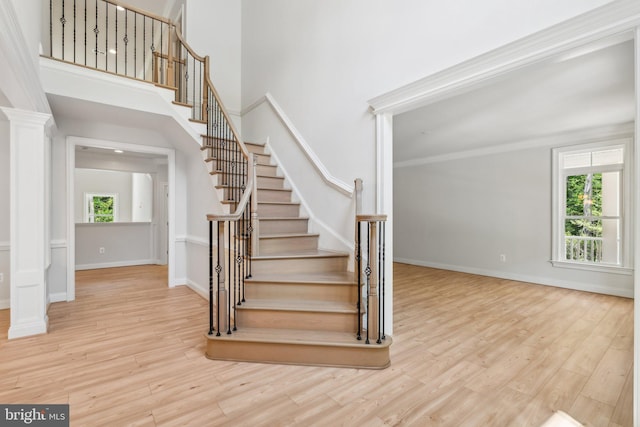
[0,273,3,283]
[499,254,506,263]
[99,247,105,254]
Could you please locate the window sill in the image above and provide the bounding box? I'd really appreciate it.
[551,260,633,275]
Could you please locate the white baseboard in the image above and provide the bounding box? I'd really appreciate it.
[394,257,634,298]
[182,279,208,301]
[75,259,156,271]
[0,298,8,310]
[8,317,49,339]
[49,292,67,303]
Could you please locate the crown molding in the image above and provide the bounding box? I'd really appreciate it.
[368,0,640,115]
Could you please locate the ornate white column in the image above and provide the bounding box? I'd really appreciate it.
[2,107,52,339]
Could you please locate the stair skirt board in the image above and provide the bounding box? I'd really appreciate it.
[206,334,391,369]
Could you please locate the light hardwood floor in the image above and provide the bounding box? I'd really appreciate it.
[0,263,632,426]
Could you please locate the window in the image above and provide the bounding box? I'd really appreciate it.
[552,140,631,273]
[85,193,119,223]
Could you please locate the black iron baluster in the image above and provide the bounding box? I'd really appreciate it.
[357,220,362,340]
[381,221,386,340]
[124,9,128,76]
[73,0,76,62]
[233,220,238,331]
[84,0,87,66]
[105,2,108,71]
[49,0,52,57]
[143,16,146,81]
[366,221,371,345]
[134,12,137,77]
[115,4,117,74]
[377,220,383,344]
[216,221,222,337]
[60,0,65,60]
[209,220,214,335]
[227,219,232,335]
[93,0,98,66]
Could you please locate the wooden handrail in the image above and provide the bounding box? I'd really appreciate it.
[173,27,207,63]
[104,0,172,25]
[203,71,250,159]
[207,153,255,221]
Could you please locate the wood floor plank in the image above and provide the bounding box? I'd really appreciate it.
[0,263,632,426]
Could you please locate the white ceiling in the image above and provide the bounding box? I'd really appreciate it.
[393,39,635,165]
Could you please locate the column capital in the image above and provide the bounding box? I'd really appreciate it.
[1,107,52,128]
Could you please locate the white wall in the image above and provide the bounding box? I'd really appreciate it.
[74,169,133,222]
[0,118,9,308]
[394,138,633,297]
[75,223,154,269]
[184,0,241,127]
[241,0,614,235]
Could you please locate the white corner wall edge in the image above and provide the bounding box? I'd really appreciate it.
[265,140,354,253]
[242,93,353,197]
[395,257,634,299]
[0,1,51,113]
[368,0,640,115]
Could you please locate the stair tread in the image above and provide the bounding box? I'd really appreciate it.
[258,187,290,192]
[253,249,347,260]
[247,271,355,284]
[206,327,389,348]
[240,299,356,313]
[260,216,308,221]
[260,233,319,239]
[258,201,299,206]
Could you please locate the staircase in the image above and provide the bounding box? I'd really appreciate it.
[203,141,391,369]
[45,0,391,369]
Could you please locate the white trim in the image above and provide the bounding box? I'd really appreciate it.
[0,241,8,251]
[368,2,640,115]
[0,299,8,310]
[243,93,353,197]
[66,136,177,296]
[8,319,48,340]
[50,239,66,249]
[395,123,635,168]
[181,280,208,300]
[49,292,67,303]
[550,260,633,275]
[75,259,157,271]
[184,235,209,247]
[395,257,634,299]
[265,139,353,253]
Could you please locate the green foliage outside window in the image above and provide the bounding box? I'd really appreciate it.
[565,173,602,237]
[92,196,115,222]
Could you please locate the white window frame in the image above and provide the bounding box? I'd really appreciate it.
[551,138,633,275]
[84,192,119,223]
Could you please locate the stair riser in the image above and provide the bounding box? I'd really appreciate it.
[245,144,266,155]
[259,235,318,254]
[256,164,278,177]
[237,309,358,333]
[252,256,348,274]
[257,176,285,190]
[206,340,390,369]
[260,219,308,235]
[257,203,300,217]
[245,282,357,302]
[258,189,292,203]
[216,187,243,201]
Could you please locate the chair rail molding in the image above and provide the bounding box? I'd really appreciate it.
[242,92,354,197]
